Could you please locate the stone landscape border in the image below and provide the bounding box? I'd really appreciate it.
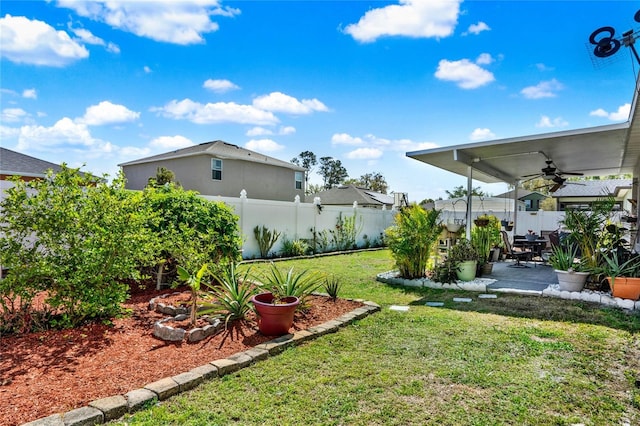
[376,270,640,311]
[22,299,381,426]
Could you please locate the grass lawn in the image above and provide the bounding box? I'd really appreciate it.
[116,250,640,425]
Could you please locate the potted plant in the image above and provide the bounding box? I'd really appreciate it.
[594,250,640,300]
[252,264,323,335]
[549,245,589,292]
[448,238,479,281]
[474,214,490,227]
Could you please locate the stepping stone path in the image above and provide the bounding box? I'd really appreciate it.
[453,297,473,303]
[425,301,445,307]
[478,294,498,299]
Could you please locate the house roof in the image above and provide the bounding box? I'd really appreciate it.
[0,147,62,178]
[307,185,394,206]
[406,76,640,184]
[495,189,548,200]
[119,140,305,171]
[551,178,632,198]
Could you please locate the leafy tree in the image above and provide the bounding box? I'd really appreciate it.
[147,167,177,187]
[0,166,158,330]
[140,185,243,288]
[344,172,389,193]
[291,151,317,192]
[307,183,324,195]
[319,156,348,189]
[445,185,487,199]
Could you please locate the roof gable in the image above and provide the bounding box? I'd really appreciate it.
[308,185,393,206]
[119,140,305,171]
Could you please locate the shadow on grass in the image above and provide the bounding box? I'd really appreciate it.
[380,282,640,334]
[412,290,640,333]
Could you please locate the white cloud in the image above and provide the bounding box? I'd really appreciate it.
[57,0,240,45]
[153,98,279,125]
[1,108,28,123]
[536,115,568,128]
[435,58,495,89]
[469,128,495,141]
[203,78,240,93]
[253,92,328,114]
[520,79,563,99]
[589,103,630,121]
[279,126,296,135]
[246,126,273,137]
[344,0,461,43]
[144,65,152,73]
[245,138,284,152]
[149,135,194,150]
[16,117,99,151]
[79,101,140,126]
[0,125,21,139]
[69,27,121,54]
[465,21,490,35]
[331,133,364,145]
[0,14,89,66]
[22,88,37,99]
[346,148,384,160]
[475,53,493,65]
[536,63,554,72]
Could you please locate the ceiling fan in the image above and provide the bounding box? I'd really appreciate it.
[521,159,584,193]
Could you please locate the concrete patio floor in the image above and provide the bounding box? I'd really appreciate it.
[485,259,557,292]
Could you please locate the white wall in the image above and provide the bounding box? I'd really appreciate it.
[201,193,396,259]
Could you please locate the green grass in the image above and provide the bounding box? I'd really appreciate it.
[116,250,640,426]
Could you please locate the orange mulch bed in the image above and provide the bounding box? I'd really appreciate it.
[0,285,363,426]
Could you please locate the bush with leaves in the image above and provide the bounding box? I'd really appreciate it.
[385,205,443,279]
[280,237,309,257]
[330,212,363,251]
[140,185,242,287]
[0,166,157,330]
[207,263,257,326]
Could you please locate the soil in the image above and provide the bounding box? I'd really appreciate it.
[0,285,363,426]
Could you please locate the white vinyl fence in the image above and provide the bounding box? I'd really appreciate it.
[201,193,396,259]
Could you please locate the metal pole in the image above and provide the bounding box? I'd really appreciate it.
[466,166,473,240]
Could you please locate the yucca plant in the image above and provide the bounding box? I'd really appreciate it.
[206,263,257,326]
[324,275,341,300]
[253,225,281,258]
[260,264,323,308]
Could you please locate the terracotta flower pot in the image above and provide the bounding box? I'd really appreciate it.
[607,277,640,300]
[251,292,300,335]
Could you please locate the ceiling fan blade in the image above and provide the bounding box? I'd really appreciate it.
[550,183,564,192]
[559,172,584,176]
[520,172,542,178]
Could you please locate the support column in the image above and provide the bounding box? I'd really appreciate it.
[466,166,473,240]
[512,181,519,236]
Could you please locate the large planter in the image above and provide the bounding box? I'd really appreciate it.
[456,260,478,281]
[251,292,300,335]
[446,222,462,233]
[555,270,589,292]
[607,277,640,300]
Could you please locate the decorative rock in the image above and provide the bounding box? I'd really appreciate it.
[636,300,640,310]
[570,291,583,300]
[60,406,103,426]
[478,294,497,299]
[124,388,157,413]
[580,292,601,304]
[174,314,188,321]
[172,371,203,392]
[153,320,186,341]
[187,327,206,342]
[616,298,636,310]
[243,347,270,362]
[144,377,180,400]
[88,395,127,421]
[190,363,218,380]
[453,297,472,303]
[256,335,294,354]
[600,295,618,307]
[425,301,444,307]
[226,352,253,369]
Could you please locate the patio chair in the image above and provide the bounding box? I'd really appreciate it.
[501,230,534,268]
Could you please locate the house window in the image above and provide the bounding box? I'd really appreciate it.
[524,199,532,209]
[211,159,222,180]
[295,171,303,190]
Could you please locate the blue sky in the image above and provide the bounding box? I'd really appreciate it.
[2,1,639,202]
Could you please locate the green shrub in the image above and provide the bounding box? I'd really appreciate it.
[140,185,242,287]
[280,237,309,257]
[384,205,442,279]
[330,212,363,251]
[253,225,281,258]
[0,166,157,330]
[324,275,341,300]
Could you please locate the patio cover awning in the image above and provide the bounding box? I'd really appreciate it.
[406,78,640,185]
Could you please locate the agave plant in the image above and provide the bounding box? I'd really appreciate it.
[260,264,323,308]
[206,263,258,326]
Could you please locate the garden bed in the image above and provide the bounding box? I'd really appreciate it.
[0,284,362,426]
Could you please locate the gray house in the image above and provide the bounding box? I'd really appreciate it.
[551,178,632,211]
[0,147,63,181]
[496,189,548,211]
[119,140,306,201]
